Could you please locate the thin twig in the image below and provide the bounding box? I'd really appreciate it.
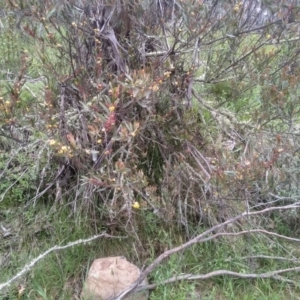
[0,233,124,292]
[186,38,200,107]
[240,255,300,264]
[135,268,300,292]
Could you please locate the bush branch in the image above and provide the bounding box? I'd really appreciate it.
[0,233,124,292]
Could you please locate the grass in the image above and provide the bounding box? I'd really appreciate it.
[1,200,300,299]
[0,203,131,299]
[1,3,300,300]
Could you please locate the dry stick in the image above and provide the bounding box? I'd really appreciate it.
[186,37,199,108]
[0,233,123,292]
[0,168,28,203]
[0,128,24,144]
[113,202,300,300]
[176,228,300,246]
[134,229,300,291]
[135,268,300,292]
[24,164,66,208]
[187,141,212,178]
[240,255,300,264]
[192,89,235,120]
[59,83,67,143]
[217,229,300,243]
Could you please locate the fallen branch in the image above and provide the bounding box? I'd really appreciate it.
[240,255,300,264]
[213,229,300,243]
[113,202,300,299]
[135,268,300,292]
[0,233,124,292]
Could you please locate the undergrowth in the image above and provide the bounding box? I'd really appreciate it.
[1,0,300,299]
[1,202,300,299]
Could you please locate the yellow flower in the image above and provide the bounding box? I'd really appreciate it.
[109,106,115,112]
[152,84,159,91]
[48,139,57,146]
[132,201,140,209]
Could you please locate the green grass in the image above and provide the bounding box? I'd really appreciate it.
[2,3,300,300]
[1,201,300,299]
[0,203,133,299]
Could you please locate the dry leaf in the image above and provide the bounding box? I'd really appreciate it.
[66,133,77,148]
[18,284,26,299]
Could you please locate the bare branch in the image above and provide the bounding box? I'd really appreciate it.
[240,255,300,264]
[113,203,300,299]
[135,268,299,292]
[0,233,124,292]
[206,229,300,244]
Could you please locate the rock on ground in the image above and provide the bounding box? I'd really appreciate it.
[81,256,149,300]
